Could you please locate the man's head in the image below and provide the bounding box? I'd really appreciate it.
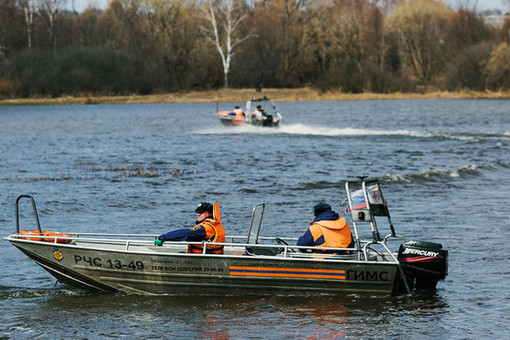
[313,203,331,218]
[195,202,213,221]
[256,105,262,109]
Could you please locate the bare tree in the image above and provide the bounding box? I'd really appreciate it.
[279,0,311,81]
[328,1,368,74]
[202,0,253,88]
[137,0,201,89]
[21,0,36,48]
[386,0,452,84]
[38,0,64,53]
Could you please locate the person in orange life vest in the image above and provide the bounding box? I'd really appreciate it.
[154,202,226,254]
[297,203,354,254]
[228,106,245,119]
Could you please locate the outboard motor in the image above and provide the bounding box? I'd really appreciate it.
[398,241,448,291]
[263,115,273,126]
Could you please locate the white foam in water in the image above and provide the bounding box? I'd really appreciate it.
[195,123,457,139]
[194,124,510,141]
[383,164,481,183]
[195,124,510,141]
[196,123,421,136]
[276,124,402,136]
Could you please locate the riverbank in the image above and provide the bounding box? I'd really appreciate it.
[1,88,510,105]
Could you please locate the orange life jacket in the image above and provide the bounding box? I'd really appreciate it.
[309,217,352,253]
[187,201,225,254]
[233,108,245,119]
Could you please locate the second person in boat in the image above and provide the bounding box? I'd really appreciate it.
[297,203,354,254]
[154,201,226,254]
[252,105,273,126]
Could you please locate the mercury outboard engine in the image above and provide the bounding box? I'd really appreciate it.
[398,241,448,291]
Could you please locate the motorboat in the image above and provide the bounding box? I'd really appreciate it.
[215,96,283,127]
[3,178,448,295]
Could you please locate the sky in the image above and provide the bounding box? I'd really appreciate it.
[70,0,107,12]
[445,0,508,11]
[71,0,508,13]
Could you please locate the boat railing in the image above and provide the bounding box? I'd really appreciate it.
[9,223,398,261]
[362,239,413,293]
[7,233,73,244]
[383,233,407,243]
[16,195,42,234]
[7,232,393,261]
[362,240,400,262]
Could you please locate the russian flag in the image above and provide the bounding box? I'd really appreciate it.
[350,188,368,210]
[346,185,384,212]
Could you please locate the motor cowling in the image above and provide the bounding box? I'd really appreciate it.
[398,241,448,291]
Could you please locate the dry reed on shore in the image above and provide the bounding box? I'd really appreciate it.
[1,88,509,106]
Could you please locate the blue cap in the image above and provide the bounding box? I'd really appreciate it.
[313,203,331,217]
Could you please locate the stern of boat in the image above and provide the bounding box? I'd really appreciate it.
[397,241,448,292]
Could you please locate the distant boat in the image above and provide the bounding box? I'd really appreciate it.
[216,96,283,127]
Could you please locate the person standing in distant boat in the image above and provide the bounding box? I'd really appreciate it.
[297,203,354,254]
[154,202,225,254]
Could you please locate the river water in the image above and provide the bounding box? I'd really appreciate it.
[0,99,509,338]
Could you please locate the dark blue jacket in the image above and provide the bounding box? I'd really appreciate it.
[158,222,207,242]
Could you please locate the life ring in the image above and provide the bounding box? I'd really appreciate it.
[19,230,73,244]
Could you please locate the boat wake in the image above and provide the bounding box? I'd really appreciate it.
[196,124,414,136]
[196,124,510,141]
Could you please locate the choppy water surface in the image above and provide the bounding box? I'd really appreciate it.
[1,99,509,338]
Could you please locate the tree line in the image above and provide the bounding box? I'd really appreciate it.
[0,0,509,98]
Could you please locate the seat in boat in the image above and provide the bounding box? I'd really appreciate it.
[247,203,264,245]
[245,203,282,256]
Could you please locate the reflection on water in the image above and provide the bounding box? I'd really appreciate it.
[3,290,447,339]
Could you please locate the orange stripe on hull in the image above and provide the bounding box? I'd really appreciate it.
[229,266,345,280]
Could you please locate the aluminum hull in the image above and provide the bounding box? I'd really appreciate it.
[6,236,401,295]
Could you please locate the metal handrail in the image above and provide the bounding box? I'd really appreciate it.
[361,240,401,264]
[16,195,41,234]
[9,230,379,251]
[10,193,393,261]
[8,232,366,259]
[383,234,407,243]
[368,240,412,294]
